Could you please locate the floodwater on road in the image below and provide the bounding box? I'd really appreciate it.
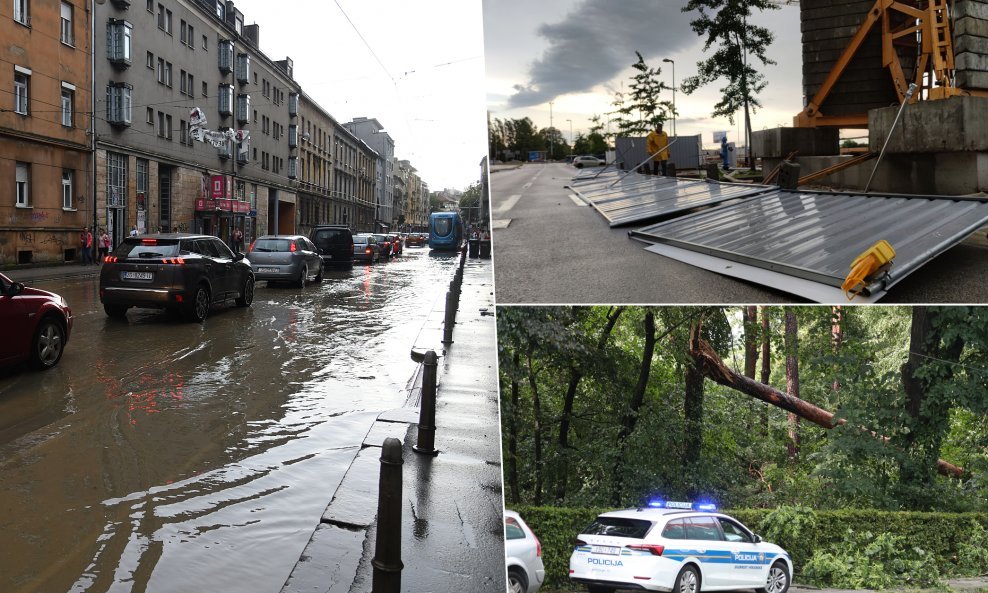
[0,248,457,593]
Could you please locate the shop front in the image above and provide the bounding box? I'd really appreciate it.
[194,175,253,250]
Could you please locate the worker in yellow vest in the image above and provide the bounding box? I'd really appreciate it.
[646,122,670,176]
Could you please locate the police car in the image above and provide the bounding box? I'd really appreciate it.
[569,501,792,593]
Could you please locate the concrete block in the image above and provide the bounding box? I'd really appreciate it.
[751,127,839,158]
[954,35,988,55]
[954,0,988,21]
[956,70,988,90]
[953,15,988,38]
[955,52,988,71]
[869,96,988,153]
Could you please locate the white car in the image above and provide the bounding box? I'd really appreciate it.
[505,510,546,593]
[573,155,605,168]
[569,501,792,593]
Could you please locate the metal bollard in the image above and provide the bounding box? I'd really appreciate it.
[442,291,456,344]
[413,350,439,456]
[371,437,403,593]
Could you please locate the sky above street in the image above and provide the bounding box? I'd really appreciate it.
[230,0,487,191]
[483,0,805,148]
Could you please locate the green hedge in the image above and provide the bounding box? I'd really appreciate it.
[514,505,988,591]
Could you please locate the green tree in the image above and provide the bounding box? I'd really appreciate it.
[538,126,569,159]
[459,182,482,225]
[610,52,674,137]
[681,0,779,170]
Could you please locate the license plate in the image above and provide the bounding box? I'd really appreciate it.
[258,267,278,273]
[591,545,621,556]
[122,271,153,280]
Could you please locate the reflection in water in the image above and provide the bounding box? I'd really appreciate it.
[0,251,456,593]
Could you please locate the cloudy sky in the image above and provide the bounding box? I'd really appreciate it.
[483,0,805,148]
[231,0,487,191]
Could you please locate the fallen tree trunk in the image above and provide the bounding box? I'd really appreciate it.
[691,339,965,479]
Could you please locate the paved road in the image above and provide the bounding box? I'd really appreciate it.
[489,163,988,304]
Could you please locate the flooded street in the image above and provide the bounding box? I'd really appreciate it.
[0,249,459,593]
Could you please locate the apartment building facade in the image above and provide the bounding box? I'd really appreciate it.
[1,0,92,264]
[94,0,301,249]
[296,91,377,236]
[343,116,394,231]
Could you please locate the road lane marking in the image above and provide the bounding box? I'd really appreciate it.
[495,194,522,214]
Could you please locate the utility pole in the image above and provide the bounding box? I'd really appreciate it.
[548,101,554,160]
[662,58,676,137]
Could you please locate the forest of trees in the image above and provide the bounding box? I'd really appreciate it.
[498,306,988,513]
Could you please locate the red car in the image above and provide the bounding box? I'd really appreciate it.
[0,272,73,370]
[390,234,403,255]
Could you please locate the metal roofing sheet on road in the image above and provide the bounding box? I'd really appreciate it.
[630,189,988,299]
[570,173,776,227]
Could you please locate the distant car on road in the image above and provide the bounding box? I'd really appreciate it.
[309,225,354,269]
[569,501,792,593]
[405,233,428,247]
[390,234,403,256]
[248,235,323,287]
[0,272,73,371]
[99,233,255,322]
[353,234,381,264]
[573,155,605,168]
[505,509,545,593]
[372,234,394,260]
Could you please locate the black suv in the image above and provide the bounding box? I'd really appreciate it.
[309,225,354,269]
[99,234,255,322]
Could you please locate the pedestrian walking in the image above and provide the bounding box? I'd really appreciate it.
[646,122,670,176]
[98,228,111,262]
[80,227,93,265]
[232,227,243,253]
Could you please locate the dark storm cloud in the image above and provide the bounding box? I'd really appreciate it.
[507,0,697,108]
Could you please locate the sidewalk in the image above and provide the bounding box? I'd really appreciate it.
[2,262,100,284]
[281,254,503,593]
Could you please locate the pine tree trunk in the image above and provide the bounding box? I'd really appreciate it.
[528,355,543,506]
[743,306,758,379]
[611,310,656,506]
[505,350,520,504]
[784,308,800,461]
[684,316,706,494]
[759,306,771,435]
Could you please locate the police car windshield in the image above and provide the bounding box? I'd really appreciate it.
[583,517,652,539]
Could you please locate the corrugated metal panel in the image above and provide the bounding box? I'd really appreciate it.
[570,174,775,227]
[631,189,988,296]
[615,135,704,170]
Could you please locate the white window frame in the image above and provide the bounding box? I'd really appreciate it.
[60,1,73,45]
[60,82,74,127]
[14,68,29,115]
[13,0,29,26]
[62,170,73,209]
[15,162,29,207]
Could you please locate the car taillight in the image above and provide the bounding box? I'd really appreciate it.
[105,255,118,263]
[365,247,372,254]
[249,240,256,252]
[161,257,185,264]
[141,239,158,245]
[627,544,665,556]
[574,538,587,547]
[290,241,297,253]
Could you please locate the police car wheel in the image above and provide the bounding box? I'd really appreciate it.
[758,561,790,593]
[675,565,700,593]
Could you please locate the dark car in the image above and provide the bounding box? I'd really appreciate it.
[310,225,354,269]
[99,233,255,322]
[0,272,73,370]
[248,235,323,286]
[372,234,393,260]
[353,234,380,264]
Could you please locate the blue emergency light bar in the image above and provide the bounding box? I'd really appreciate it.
[646,500,718,512]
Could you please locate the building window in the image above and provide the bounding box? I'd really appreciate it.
[180,119,187,144]
[137,158,148,193]
[202,80,208,97]
[107,19,133,65]
[60,1,73,45]
[62,170,73,209]
[146,106,153,124]
[60,84,74,127]
[13,0,28,25]
[106,82,132,125]
[166,114,172,140]
[202,34,207,50]
[15,162,29,206]
[215,0,224,20]
[236,53,249,84]
[156,4,171,34]
[180,19,186,44]
[236,93,250,123]
[180,69,187,94]
[187,24,194,48]
[107,152,127,207]
[157,111,164,137]
[14,69,29,115]
[218,39,233,72]
[146,50,153,68]
[146,0,152,12]
[218,84,233,115]
[157,58,173,86]
[164,61,172,86]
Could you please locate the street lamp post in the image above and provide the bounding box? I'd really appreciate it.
[548,101,554,160]
[567,119,572,148]
[662,58,676,137]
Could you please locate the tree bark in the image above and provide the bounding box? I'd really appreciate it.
[684,316,706,490]
[611,310,656,506]
[555,306,623,502]
[831,306,843,394]
[759,306,771,435]
[505,350,520,504]
[743,306,759,379]
[784,308,800,461]
[527,353,543,506]
[690,338,965,478]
